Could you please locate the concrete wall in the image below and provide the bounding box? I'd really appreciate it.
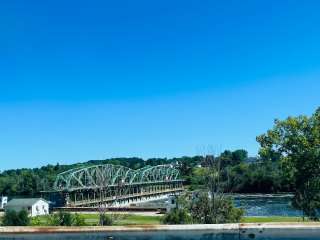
[1,223,320,235]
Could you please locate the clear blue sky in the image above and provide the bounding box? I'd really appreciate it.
[1,0,320,170]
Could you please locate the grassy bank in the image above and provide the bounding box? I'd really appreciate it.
[31,213,163,226]
[33,214,308,226]
[242,216,308,223]
[76,214,162,225]
[1,213,310,226]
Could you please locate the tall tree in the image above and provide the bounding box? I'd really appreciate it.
[257,107,320,219]
[232,150,248,165]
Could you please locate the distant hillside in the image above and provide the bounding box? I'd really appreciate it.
[0,156,202,197]
[1,150,288,197]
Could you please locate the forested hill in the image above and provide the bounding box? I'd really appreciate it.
[0,156,200,197]
[0,150,294,197]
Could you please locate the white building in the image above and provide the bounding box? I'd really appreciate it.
[0,196,8,209]
[5,198,49,217]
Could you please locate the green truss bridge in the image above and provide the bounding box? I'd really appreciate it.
[51,164,184,207]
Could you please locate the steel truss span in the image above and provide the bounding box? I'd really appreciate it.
[52,164,184,207]
[54,164,181,192]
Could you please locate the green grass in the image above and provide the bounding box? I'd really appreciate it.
[242,216,308,223]
[47,214,307,225]
[3,213,311,226]
[78,213,162,225]
[115,215,162,225]
[31,213,162,226]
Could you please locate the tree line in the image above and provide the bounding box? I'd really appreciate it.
[0,151,293,197]
[1,107,319,202]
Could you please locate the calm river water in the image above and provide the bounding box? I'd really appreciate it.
[137,194,302,217]
[233,194,302,217]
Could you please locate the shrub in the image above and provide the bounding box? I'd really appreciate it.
[2,209,30,226]
[47,211,86,226]
[99,213,113,226]
[47,211,73,226]
[191,193,244,224]
[57,211,73,226]
[73,213,86,226]
[162,208,192,224]
[31,216,42,226]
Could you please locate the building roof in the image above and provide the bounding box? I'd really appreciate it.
[6,198,48,208]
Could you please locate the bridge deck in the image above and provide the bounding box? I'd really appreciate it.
[70,188,184,206]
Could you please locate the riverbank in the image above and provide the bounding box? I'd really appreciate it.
[242,216,307,223]
[28,214,310,226]
[77,214,310,225]
[0,213,311,226]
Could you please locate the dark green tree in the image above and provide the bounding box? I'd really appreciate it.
[257,107,320,219]
[232,150,248,165]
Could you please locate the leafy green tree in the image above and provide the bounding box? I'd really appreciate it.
[219,150,233,167]
[190,167,207,190]
[232,150,248,165]
[257,107,320,219]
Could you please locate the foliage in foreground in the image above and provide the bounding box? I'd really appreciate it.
[46,211,85,226]
[99,213,114,226]
[162,208,192,224]
[191,155,244,224]
[163,193,243,225]
[163,154,244,225]
[2,209,30,226]
[191,193,243,224]
[257,107,320,220]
